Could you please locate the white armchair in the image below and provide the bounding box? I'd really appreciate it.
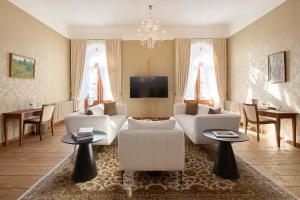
[118,118,185,182]
[174,103,241,144]
[64,103,127,145]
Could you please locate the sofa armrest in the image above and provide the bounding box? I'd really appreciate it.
[174,103,186,115]
[64,115,111,134]
[194,113,241,132]
[116,103,127,116]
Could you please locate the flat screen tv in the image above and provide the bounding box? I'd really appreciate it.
[130,76,168,98]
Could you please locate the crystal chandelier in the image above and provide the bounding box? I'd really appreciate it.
[138,5,166,48]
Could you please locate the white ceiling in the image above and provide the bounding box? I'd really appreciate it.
[8,0,286,39]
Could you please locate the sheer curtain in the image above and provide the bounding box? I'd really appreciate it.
[80,40,113,103]
[105,40,122,102]
[175,39,191,103]
[185,39,220,106]
[213,39,227,109]
[70,39,86,111]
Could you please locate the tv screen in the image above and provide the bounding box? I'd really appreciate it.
[130,76,168,98]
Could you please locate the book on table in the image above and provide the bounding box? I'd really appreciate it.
[212,130,239,138]
[72,127,94,141]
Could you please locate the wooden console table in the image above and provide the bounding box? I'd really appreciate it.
[258,109,297,147]
[3,108,42,146]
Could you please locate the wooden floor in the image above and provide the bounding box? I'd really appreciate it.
[0,125,73,200]
[234,129,300,198]
[0,125,299,199]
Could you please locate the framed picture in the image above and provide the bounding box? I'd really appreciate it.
[9,53,35,79]
[268,51,286,83]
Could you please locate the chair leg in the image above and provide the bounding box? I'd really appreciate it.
[179,171,183,184]
[23,123,26,137]
[121,170,124,184]
[51,120,54,136]
[245,120,248,134]
[35,124,38,135]
[256,123,260,142]
[38,124,42,141]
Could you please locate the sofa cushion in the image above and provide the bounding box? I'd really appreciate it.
[197,104,209,115]
[185,102,198,115]
[104,102,117,116]
[128,118,176,130]
[208,107,222,114]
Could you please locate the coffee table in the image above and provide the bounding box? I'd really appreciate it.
[61,131,106,182]
[203,129,249,180]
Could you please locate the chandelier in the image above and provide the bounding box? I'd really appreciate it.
[138,5,166,48]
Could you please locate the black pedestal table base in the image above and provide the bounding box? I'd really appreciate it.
[213,141,239,180]
[72,143,97,182]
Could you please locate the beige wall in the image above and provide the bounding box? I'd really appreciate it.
[0,0,70,142]
[121,40,175,118]
[228,0,300,142]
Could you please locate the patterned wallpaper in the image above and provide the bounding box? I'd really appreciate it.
[0,0,70,142]
[228,0,300,142]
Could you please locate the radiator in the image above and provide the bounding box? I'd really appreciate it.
[53,100,73,122]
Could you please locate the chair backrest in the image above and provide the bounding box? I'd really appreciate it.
[243,103,258,122]
[41,104,55,122]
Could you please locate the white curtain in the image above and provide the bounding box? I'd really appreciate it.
[175,39,191,103]
[70,39,86,111]
[185,39,220,106]
[213,39,227,109]
[105,39,122,102]
[80,40,113,102]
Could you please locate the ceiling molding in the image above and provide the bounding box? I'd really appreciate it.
[68,25,230,40]
[8,0,287,39]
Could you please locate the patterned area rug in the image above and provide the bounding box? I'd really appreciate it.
[21,139,297,200]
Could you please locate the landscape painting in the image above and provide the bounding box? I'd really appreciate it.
[9,53,35,79]
[268,51,286,83]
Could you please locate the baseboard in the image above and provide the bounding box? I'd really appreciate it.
[286,140,300,148]
[1,131,35,146]
[54,120,64,126]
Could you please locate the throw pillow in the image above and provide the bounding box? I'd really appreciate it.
[208,107,222,114]
[104,102,117,116]
[185,102,198,115]
[86,104,104,115]
[197,104,209,115]
[86,109,94,115]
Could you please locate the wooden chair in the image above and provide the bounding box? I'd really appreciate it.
[242,103,277,142]
[23,104,55,141]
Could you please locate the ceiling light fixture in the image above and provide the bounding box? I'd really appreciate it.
[138,5,166,49]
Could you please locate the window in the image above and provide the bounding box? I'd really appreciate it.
[80,41,113,106]
[184,40,219,105]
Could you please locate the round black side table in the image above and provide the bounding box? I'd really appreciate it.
[61,131,105,182]
[203,129,249,180]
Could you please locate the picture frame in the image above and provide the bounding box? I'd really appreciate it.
[9,53,35,79]
[268,51,286,83]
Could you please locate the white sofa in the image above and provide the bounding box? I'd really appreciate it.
[118,117,185,173]
[64,103,127,145]
[174,103,241,144]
